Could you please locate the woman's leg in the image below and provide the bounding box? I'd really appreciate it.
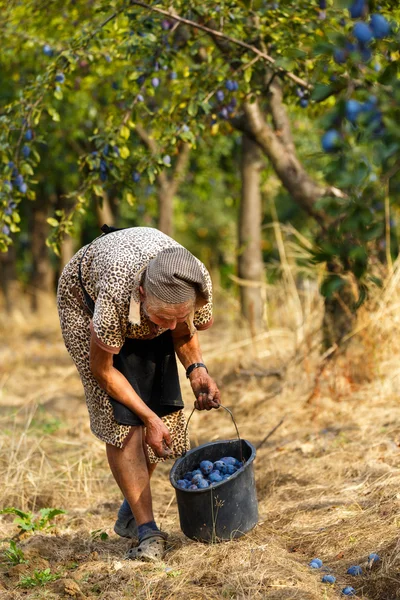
[107,426,155,526]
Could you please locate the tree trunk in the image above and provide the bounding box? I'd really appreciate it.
[158,187,174,237]
[96,191,115,228]
[0,244,17,313]
[60,235,75,271]
[238,134,265,330]
[322,266,358,349]
[30,199,54,311]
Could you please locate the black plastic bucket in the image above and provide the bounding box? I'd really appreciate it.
[169,406,258,543]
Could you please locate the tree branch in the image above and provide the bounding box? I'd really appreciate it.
[237,100,328,226]
[129,0,311,90]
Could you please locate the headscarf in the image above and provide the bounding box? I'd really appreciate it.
[144,247,210,304]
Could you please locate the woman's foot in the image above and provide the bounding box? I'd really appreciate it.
[125,530,168,562]
[114,498,138,539]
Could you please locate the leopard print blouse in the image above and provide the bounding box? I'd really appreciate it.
[57,227,213,451]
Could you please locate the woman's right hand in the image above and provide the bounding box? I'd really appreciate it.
[144,415,172,458]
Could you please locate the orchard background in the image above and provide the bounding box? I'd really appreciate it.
[1,1,400,598]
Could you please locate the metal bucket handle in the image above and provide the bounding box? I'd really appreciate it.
[182,404,244,463]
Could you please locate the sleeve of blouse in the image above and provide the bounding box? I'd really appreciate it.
[193,264,214,331]
[91,289,125,354]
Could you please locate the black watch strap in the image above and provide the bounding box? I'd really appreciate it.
[186,362,208,378]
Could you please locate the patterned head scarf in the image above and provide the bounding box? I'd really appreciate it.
[144,247,210,304]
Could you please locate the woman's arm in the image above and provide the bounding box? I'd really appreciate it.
[172,328,220,411]
[89,332,172,457]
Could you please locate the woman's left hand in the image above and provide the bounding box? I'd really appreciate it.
[189,369,221,411]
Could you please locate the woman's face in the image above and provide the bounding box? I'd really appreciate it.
[140,287,192,330]
[145,303,192,331]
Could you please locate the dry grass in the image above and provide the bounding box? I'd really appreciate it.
[1,270,400,599]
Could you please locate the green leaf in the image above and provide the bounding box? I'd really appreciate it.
[188,100,198,117]
[47,107,60,122]
[47,218,59,227]
[92,185,104,197]
[119,125,130,140]
[120,146,130,159]
[320,275,345,298]
[310,83,336,103]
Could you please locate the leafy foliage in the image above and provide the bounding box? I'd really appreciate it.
[3,541,28,566]
[0,507,65,533]
[18,568,61,588]
[0,0,399,304]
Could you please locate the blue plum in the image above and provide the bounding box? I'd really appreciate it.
[151,77,160,88]
[349,0,366,19]
[321,130,341,153]
[197,479,210,489]
[221,457,237,466]
[132,171,141,183]
[22,145,30,158]
[353,22,373,43]
[209,471,223,483]
[55,72,65,83]
[345,99,364,123]
[25,129,33,141]
[177,479,188,489]
[334,48,347,64]
[200,460,213,475]
[43,44,53,56]
[188,484,198,490]
[300,98,308,108]
[322,575,336,583]
[225,464,237,475]
[192,474,204,485]
[347,565,362,576]
[368,553,380,564]
[216,90,225,102]
[309,558,323,568]
[370,14,390,38]
[342,587,356,596]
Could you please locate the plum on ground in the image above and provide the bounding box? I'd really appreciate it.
[309,558,323,568]
[347,565,362,576]
[322,575,336,583]
[342,587,356,596]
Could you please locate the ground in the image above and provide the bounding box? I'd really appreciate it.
[0,291,400,600]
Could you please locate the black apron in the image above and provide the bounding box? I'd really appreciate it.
[79,225,184,427]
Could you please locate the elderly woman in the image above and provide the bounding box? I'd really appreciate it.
[57,226,220,561]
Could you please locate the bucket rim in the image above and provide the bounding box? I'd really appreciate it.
[169,438,256,493]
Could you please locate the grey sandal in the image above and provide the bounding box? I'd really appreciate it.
[125,531,168,562]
